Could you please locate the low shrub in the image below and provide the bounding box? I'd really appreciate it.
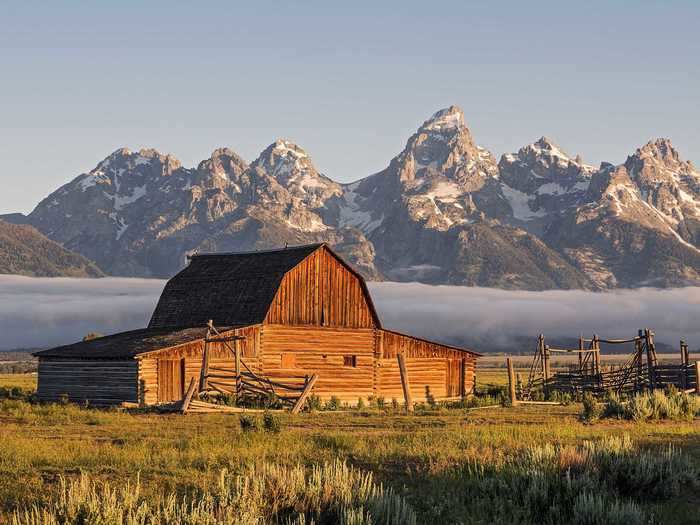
[306,394,323,412]
[0,386,34,402]
[239,414,259,432]
[262,411,282,433]
[11,460,417,525]
[599,389,698,422]
[325,395,341,411]
[601,392,628,419]
[548,390,573,405]
[436,435,697,524]
[580,392,600,423]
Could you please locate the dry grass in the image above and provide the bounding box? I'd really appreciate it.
[0,373,698,524]
[0,374,36,390]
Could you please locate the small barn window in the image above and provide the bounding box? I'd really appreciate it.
[343,355,357,367]
[281,353,297,368]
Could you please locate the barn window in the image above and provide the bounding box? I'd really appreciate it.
[343,355,357,367]
[281,353,297,368]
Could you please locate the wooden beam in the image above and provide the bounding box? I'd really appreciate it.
[199,326,211,394]
[397,353,414,413]
[695,361,700,396]
[291,374,319,414]
[205,335,244,343]
[507,357,518,406]
[541,336,550,396]
[181,377,197,414]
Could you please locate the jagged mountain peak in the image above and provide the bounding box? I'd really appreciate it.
[501,136,594,176]
[625,138,698,180]
[96,147,182,173]
[247,139,341,211]
[533,136,562,152]
[525,137,580,164]
[196,148,248,182]
[635,138,678,161]
[420,105,465,132]
[18,112,700,290]
[272,138,308,157]
[254,139,313,172]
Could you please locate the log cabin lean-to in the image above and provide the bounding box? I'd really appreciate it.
[35,243,480,407]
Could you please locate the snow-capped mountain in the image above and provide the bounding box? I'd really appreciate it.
[545,140,700,288]
[498,137,595,235]
[20,107,700,289]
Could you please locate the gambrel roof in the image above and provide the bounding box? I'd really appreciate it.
[148,243,380,329]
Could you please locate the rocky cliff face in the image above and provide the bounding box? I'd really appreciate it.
[23,107,700,289]
[544,140,700,288]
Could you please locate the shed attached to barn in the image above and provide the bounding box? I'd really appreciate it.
[35,244,479,406]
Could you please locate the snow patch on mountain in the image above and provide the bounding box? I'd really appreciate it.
[501,184,546,221]
[339,183,384,234]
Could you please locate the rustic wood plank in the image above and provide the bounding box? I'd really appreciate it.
[181,377,197,413]
[291,374,319,414]
[397,353,414,413]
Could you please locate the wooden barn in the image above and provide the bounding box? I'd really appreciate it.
[35,244,479,407]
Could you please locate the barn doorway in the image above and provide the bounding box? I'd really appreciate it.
[445,358,464,398]
[158,358,185,402]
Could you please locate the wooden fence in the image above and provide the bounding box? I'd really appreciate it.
[519,330,699,401]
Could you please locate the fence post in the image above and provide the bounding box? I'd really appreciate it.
[507,357,519,406]
[397,353,414,413]
[695,361,700,395]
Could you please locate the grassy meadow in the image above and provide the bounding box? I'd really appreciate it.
[0,369,698,524]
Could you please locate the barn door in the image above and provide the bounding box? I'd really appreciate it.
[158,358,185,402]
[446,359,463,398]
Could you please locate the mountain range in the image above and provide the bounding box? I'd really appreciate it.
[6,106,700,289]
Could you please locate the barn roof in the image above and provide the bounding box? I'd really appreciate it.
[148,243,379,329]
[33,327,219,359]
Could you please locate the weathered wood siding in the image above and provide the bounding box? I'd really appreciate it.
[37,359,138,406]
[260,324,375,402]
[377,330,476,402]
[265,247,376,328]
[137,325,261,404]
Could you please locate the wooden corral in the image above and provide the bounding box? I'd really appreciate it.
[35,244,479,408]
[515,330,699,403]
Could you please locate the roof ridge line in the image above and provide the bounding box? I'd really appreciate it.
[188,243,325,259]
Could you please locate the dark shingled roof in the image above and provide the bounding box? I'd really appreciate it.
[148,243,324,329]
[33,327,218,359]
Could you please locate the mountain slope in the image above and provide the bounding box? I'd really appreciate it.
[0,220,104,277]
[19,107,700,289]
[544,141,700,288]
[331,106,593,289]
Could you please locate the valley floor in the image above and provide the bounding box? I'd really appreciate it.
[0,371,698,524]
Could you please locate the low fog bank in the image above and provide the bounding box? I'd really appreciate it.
[1,275,699,352]
[0,276,166,350]
[368,282,700,352]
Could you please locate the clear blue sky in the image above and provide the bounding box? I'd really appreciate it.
[1,1,698,214]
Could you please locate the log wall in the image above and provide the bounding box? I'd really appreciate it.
[137,326,261,404]
[260,324,376,402]
[37,359,138,406]
[265,247,376,328]
[376,330,476,402]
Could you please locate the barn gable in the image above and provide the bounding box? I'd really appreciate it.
[265,245,379,328]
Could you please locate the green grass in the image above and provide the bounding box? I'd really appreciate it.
[0,373,698,524]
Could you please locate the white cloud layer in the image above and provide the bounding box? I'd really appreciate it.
[1,276,699,352]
